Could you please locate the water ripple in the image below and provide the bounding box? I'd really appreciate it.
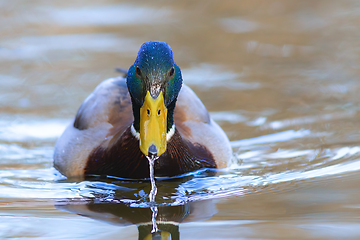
[1,119,360,210]
[45,5,173,26]
[231,129,311,147]
[0,118,69,141]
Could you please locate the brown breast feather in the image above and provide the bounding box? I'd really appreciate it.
[85,127,216,179]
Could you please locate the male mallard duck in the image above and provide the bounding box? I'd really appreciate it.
[54,41,232,179]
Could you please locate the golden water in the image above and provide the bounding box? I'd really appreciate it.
[1,0,360,239]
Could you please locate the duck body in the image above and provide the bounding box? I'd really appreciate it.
[54,41,232,179]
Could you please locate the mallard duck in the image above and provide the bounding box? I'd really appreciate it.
[54,41,232,179]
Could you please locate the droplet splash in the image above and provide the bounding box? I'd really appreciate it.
[146,155,159,233]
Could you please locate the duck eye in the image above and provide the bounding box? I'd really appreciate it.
[169,67,175,77]
[135,67,142,77]
[157,110,161,116]
[147,109,150,115]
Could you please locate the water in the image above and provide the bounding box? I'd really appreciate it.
[2,0,360,239]
[146,156,158,204]
[146,155,159,234]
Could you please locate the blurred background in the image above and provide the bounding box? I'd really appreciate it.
[1,0,360,239]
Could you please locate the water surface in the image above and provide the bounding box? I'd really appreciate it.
[1,0,360,239]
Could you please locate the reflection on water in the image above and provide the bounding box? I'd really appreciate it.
[56,186,217,240]
[0,34,140,61]
[0,117,68,141]
[2,0,360,239]
[146,155,160,234]
[46,5,173,26]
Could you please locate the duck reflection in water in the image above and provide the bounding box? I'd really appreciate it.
[56,196,216,240]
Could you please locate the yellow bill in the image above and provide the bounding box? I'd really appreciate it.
[144,231,171,240]
[139,91,167,156]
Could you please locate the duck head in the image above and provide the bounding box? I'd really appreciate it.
[126,41,183,157]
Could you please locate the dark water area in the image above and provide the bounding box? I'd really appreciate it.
[1,0,360,239]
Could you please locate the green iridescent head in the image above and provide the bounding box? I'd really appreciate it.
[126,41,183,157]
[126,41,183,108]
